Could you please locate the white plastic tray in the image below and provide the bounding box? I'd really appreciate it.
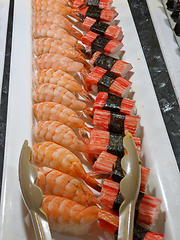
[0,0,180,239]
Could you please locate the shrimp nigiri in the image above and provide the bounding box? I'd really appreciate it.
[33,102,90,130]
[41,195,99,235]
[33,68,93,102]
[34,10,82,40]
[33,0,78,15]
[37,166,100,206]
[33,120,88,152]
[33,22,84,51]
[33,83,93,117]
[32,142,101,191]
[34,38,90,69]
[35,53,87,74]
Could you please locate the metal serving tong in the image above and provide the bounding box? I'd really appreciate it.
[117,133,141,240]
[19,140,52,240]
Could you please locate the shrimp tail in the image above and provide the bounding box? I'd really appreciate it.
[71,12,85,22]
[79,127,90,145]
[71,27,83,40]
[98,209,119,235]
[84,107,93,119]
[79,89,94,103]
[80,68,92,92]
[84,174,102,192]
[87,171,112,179]
[84,153,97,165]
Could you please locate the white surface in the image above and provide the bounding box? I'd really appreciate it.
[0,0,180,239]
[147,0,180,106]
[0,0,10,100]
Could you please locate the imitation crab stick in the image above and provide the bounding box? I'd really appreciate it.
[93,151,149,193]
[93,109,140,136]
[93,92,136,116]
[90,51,133,77]
[86,67,132,97]
[86,128,141,158]
[98,179,162,230]
[73,6,118,22]
[72,0,112,9]
[81,31,123,54]
[82,17,123,40]
[98,210,164,239]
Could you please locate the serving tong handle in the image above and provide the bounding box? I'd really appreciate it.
[118,134,141,240]
[19,140,52,240]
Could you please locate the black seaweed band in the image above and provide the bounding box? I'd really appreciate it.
[91,35,110,53]
[97,71,118,92]
[94,53,116,70]
[102,93,123,112]
[85,6,102,20]
[90,20,109,36]
[107,133,124,157]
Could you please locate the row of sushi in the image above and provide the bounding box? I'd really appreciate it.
[166,0,180,36]
[30,0,164,239]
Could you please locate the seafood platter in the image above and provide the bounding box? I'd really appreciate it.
[0,0,180,239]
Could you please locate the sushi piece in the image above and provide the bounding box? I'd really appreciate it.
[93,109,141,136]
[81,31,123,54]
[86,66,132,97]
[72,0,112,9]
[73,6,118,22]
[166,0,176,11]
[98,179,162,230]
[93,92,136,116]
[93,151,149,193]
[86,128,141,158]
[90,51,133,77]
[82,17,123,40]
[98,210,164,240]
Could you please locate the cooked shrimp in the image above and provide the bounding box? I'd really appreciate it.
[33,83,93,118]
[37,166,100,205]
[33,0,78,15]
[34,0,71,7]
[34,38,90,69]
[34,10,82,40]
[32,142,101,191]
[34,68,93,102]
[35,53,85,74]
[33,22,84,51]
[33,102,90,130]
[33,120,88,152]
[41,195,99,235]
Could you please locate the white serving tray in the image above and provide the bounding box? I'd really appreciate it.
[0,0,10,100]
[0,0,180,239]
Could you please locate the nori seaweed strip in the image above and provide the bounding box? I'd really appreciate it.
[85,6,102,20]
[90,20,109,36]
[107,133,124,157]
[134,192,145,222]
[112,190,145,217]
[91,35,110,53]
[87,0,99,7]
[97,71,118,92]
[94,53,117,70]
[103,93,123,112]
[166,0,175,11]
[108,112,125,133]
[111,156,124,182]
[114,224,148,239]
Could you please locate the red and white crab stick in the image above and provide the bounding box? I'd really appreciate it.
[90,51,133,77]
[93,108,140,137]
[82,31,123,54]
[93,92,136,116]
[86,67,132,97]
[82,17,123,40]
[72,0,113,9]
